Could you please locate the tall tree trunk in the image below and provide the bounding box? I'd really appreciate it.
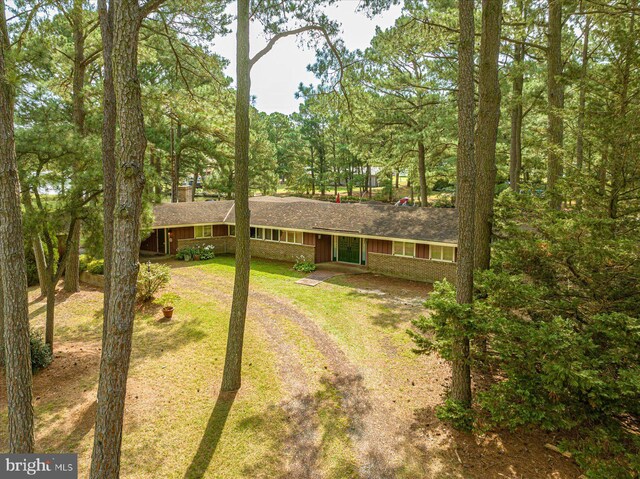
[98,0,116,332]
[43,219,76,350]
[65,0,87,292]
[227,170,233,199]
[575,11,589,207]
[474,0,503,271]
[33,236,47,296]
[64,222,81,293]
[0,0,34,451]
[0,275,3,366]
[221,0,251,392]
[150,144,162,200]
[418,140,428,207]
[452,0,476,408]
[170,123,177,202]
[599,147,607,196]
[366,164,372,199]
[90,0,146,475]
[310,145,315,196]
[509,40,524,192]
[547,0,564,209]
[609,6,635,220]
[45,270,55,349]
[175,122,182,196]
[319,145,326,197]
[192,169,199,201]
[71,0,86,134]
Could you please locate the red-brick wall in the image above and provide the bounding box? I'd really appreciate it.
[177,236,232,255]
[368,252,456,283]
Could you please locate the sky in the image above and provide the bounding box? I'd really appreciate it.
[209,2,404,115]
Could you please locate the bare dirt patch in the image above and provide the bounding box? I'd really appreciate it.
[331,272,433,299]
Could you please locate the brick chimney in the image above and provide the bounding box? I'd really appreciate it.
[177,185,193,202]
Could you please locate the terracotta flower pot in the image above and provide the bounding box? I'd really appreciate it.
[193,255,201,261]
[162,307,174,319]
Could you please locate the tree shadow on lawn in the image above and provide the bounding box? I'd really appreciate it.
[366,304,424,330]
[38,400,97,454]
[238,373,396,479]
[183,391,238,479]
[28,288,79,320]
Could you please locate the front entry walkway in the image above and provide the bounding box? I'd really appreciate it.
[296,263,367,287]
[295,269,341,287]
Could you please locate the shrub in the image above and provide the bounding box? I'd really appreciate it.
[176,246,195,261]
[198,244,215,260]
[137,262,171,302]
[432,195,454,208]
[79,254,92,273]
[176,244,215,261]
[30,331,53,372]
[293,255,316,273]
[436,398,475,432]
[410,193,640,476]
[87,259,104,275]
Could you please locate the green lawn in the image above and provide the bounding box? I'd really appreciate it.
[0,256,580,479]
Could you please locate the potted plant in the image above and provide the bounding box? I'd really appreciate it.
[162,301,174,319]
[156,293,180,320]
[193,246,201,261]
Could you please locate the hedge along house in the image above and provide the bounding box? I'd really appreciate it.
[140,196,458,283]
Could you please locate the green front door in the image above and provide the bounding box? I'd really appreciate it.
[338,236,360,264]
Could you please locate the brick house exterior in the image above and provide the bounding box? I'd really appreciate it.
[141,196,459,283]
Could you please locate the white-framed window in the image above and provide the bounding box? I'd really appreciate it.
[430,245,455,262]
[228,225,235,237]
[282,230,303,244]
[195,225,212,238]
[249,227,264,240]
[264,228,280,241]
[393,241,416,257]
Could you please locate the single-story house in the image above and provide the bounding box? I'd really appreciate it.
[141,196,458,283]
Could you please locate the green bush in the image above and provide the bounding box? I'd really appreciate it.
[137,262,171,302]
[196,244,215,260]
[293,255,316,273]
[410,193,640,476]
[176,246,194,260]
[79,254,92,273]
[30,331,53,372]
[435,398,475,432]
[176,244,215,261]
[87,259,104,275]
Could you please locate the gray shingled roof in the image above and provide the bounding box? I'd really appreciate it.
[152,196,458,244]
[152,201,234,226]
